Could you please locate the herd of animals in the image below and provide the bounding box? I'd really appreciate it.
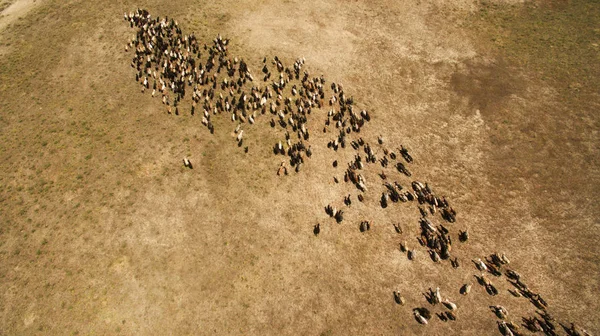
[123,9,592,335]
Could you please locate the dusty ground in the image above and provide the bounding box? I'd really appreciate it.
[0,0,40,33]
[0,0,598,335]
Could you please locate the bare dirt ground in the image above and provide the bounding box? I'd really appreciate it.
[0,0,598,335]
[0,0,41,33]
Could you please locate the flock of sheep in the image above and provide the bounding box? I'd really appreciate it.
[123,9,592,335]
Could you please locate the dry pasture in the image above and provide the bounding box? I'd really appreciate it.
[0,0,599,335]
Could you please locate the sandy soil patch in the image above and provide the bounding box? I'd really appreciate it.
[0,0,41,33]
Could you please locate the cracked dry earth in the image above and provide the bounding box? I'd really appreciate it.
[0,0,598,335]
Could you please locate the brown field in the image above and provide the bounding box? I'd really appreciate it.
[0,0,599,335]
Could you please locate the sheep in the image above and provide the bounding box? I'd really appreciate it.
[473,258,488,272]
[274,141,283,155]
[498,321,515,336]
[537,311,557,333]
[442,208,457,222]
[486,283,499,296]
[430,250,441,263]
[534,294,548,308]
[380,156,389,168]
[487,263,503,277]
[236,130,244,143]
[460,284,471,295]
[522,317,542,332]
[420,217,436,233]
[313,223,320,236]
[360,109,371,121]
[380,192,388,208]
[334,210,344,223]
[359,220,370,232]
[396,162,411,176]
[393,291,405,305]
[505,269,521,280]
[504,322,521,335]
[443,299,457,311]
[459,230,469,242]
[489,253,504,267]
[182,157,193,169]
[433,287,442,304]
[399,145,413,163]
[531,295,548,310]
[413,310,428,325]
[491,305,508,319]
[277,162,288,176]
[357,180,367,192]
[562,323,593,336]
[508,289,522,298]
[324,205,335,217]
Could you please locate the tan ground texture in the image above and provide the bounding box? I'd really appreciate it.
[0,0,599,335]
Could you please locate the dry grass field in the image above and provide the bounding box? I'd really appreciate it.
[0,0,599,335]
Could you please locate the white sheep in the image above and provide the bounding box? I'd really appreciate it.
[443,299,457,311]
[434,287,442,304]
[474,258,488,272]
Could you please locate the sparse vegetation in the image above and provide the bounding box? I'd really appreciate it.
[469,0,600,97]
[0,0,598,335]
